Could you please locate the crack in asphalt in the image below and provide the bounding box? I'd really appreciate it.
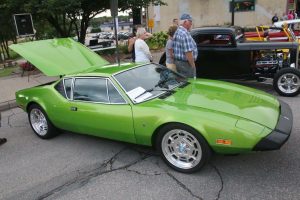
[7,114,14,128]
[3,137,218,200]
[124,147,164,176]
[36,147,127,199]
[166,172,203,200]
[126,168,162,176]
[6,111,27,128]
[35,148,151,200]
[152,151,205,199]
[209,163,224,200]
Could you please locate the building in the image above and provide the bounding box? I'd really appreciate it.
[148,0,298,32]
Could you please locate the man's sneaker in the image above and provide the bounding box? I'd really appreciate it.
[0,138,7,146]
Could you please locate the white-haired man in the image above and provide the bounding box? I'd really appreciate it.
[173,13,198,78]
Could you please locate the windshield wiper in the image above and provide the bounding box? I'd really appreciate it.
[156,76,188,88]
[178,81,190,88]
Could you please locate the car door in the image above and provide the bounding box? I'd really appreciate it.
[49,77,76,128]
[53,77,135,143]
[194,33,252,79]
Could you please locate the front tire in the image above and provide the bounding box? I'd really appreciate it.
[273,68,300,97]
[28,104,58,139]
[156,124,211,173]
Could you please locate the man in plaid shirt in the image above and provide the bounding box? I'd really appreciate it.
[173,13,198,78]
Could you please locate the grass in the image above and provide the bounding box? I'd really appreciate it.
[0,66,19,77]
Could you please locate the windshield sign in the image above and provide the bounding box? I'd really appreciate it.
[114,64,187,103]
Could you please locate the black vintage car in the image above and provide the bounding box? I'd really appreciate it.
[159,27,300,97]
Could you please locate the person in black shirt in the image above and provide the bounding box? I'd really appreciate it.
[272,13,279,24]
[128,25,141,62]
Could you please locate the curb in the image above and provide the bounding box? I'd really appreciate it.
[0,100,17,112]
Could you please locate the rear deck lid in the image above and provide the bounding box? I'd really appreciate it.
[9,38,109,76]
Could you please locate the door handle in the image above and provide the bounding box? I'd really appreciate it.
[70,107,78,111]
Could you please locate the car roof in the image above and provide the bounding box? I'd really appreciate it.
[191,26,237,34]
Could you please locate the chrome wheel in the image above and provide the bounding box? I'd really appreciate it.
[277,73,300,94]
[30,108,48,136]
[161,129,202,170]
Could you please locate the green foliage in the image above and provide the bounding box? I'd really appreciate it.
[90,16,112,27]
[9,49,21,60]
[25,0,81,37]
[1,0,167,45]
[34,18,58,40]
[0,0,19,59]
[0,66,19,77]
[146,31,168,50]
[119,0,167,11]
[90,28,102,33]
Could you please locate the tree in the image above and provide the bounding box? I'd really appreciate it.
[0,0,166,48]
[25,0,81,38]
[119,0,165,11]
[0,0,19,59]
[25,0,166,44]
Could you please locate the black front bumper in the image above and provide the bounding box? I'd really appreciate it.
[253,100,293,151]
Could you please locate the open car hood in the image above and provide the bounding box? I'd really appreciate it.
[9,38,109,76]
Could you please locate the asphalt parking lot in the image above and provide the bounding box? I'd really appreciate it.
[0,81,299,200]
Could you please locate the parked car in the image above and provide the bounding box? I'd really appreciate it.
[244,24,298,42]
[160,27,300,97]
[10,38,293,173]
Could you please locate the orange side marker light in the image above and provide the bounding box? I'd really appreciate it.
[216,139,232,145]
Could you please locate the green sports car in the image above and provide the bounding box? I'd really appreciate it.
[10,38,293,173]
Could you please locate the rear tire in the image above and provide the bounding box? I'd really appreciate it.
[156,123,211,173]
[273,68,300,97]
[28,104,58,139]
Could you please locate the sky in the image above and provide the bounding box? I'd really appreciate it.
[96,10,130,17]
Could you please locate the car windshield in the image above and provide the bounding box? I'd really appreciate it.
[113,64,187,103]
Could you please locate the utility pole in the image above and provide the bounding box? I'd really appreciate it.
[110,0,120,66]
[231,0,235,26]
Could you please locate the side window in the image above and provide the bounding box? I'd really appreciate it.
[54,80,66,98]
[195,34,213,45]
[213,34,232,45]
[196,34,233,46]
[107,80,126,104]
[64,78,72,99]
[73,78,109,103]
